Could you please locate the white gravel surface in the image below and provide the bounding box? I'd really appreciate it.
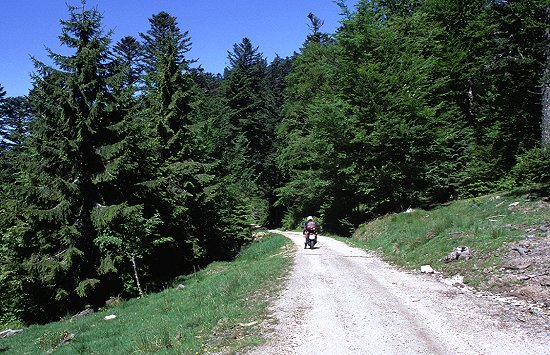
[248,231,549,355]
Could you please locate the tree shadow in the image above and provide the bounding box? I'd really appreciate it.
[418,184,549,212]
[502,185,549,199]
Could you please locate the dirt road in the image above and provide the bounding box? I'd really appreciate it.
[249,231,549,355]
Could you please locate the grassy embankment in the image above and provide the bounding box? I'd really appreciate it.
[0,233,292,354]
[339,186,549,288]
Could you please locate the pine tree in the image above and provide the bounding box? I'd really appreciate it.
[264,56,293,226]
[0,88,30,154]
[224,37,269,153]
[93,35,162,299]
[223,37,272,225]
[112,36,143,90]
[1,89,30,193]
[7,2,148,321]
[141,11,195,159]
[0,86,31,325]
[139,11,221,272]
[305,13,334,45]
[0,85,7,153]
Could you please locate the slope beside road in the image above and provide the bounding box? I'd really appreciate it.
[249,231,549,355]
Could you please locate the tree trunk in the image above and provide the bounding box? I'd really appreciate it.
[543,81,550,149]
[467,77,475,122]
[131,255,145,298]
[542,5,550,150]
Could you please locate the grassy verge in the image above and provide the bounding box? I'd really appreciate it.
[340,186,549,288]
[0,233,293,354]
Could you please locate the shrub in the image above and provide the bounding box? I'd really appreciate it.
[510,148,550,185]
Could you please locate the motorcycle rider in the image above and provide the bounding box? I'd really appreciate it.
[303,216,319,248]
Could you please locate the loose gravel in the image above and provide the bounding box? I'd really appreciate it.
[248,231,549,355]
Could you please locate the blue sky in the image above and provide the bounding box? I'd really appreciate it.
[0,0,356,97]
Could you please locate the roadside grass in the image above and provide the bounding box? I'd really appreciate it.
[0,233,293,354]
[340,185,549,288]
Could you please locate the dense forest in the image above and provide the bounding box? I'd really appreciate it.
[1,0,548,325]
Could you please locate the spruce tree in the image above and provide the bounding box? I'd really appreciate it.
[0,86,31,325]
[139,11,219,271]
[305,13,334,45]
[264,56,293,226]
[93,35,163,299]
[112,36,144,90]
[223,38,273,225]
[0,89,30,189]
[0,87,30,155]
[141,11,195,158]
[7,2,145,321]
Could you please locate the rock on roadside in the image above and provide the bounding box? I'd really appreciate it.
[0,329,23,338]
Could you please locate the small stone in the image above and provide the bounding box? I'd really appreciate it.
[512,247,530,256]
[176,284,185,290]
[0,329,23,338]
[504,262,532,270]
[458,247,471,260]
[444,246,472,262]
[443,251,459,262]
[529,308,544,317]
[104,314,117,320]
[420,265,434,273]
[442,274,464,286]
[73,308,94,318]
[105,296,120,307]
[238,321,258,327]
[60,331,74,344]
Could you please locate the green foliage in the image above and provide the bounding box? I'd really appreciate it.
[5,2,130,322]
[0,94,30,152]
[112,36,143,89]
[140,11,196,159]
[93,206,164,259]
[510,148,550,185]
[1,4,251,325]
[220,37,282,227]
[1,0,547,326]
[275,35,341,229]
[0,255,25,327]
[76,279,100,298]
[277,0,547,234]
[420,0,547,192]
[0,234,292,354]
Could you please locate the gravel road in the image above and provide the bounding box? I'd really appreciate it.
[249,231,549,355]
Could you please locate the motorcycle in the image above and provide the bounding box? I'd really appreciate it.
[304,227,318,249]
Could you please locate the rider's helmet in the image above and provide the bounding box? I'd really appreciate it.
[307,216,313,221]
